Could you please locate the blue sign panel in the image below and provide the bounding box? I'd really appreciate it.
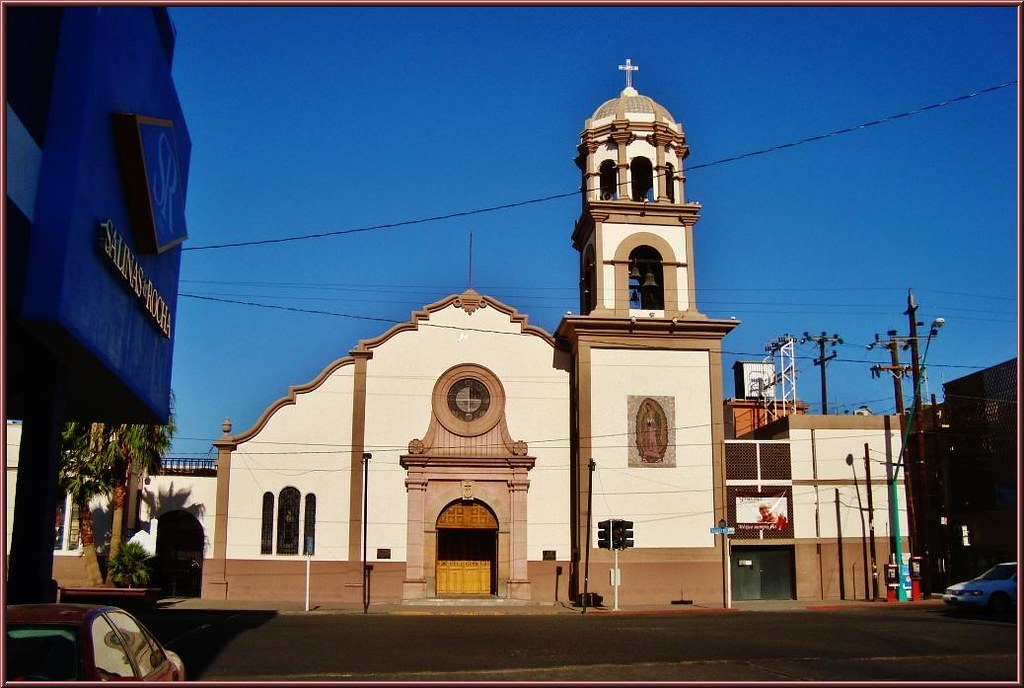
[19,7,191,422]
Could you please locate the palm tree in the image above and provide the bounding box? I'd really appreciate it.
[58,422,114,587]
[104,411,175,585]
[107,541,154,588]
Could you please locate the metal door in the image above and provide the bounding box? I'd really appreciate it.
[731,546,795,600]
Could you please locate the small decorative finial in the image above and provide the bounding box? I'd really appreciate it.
[221,417,232,435]
[618,58,638,89]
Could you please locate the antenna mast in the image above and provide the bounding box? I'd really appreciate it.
[764,334,799,420]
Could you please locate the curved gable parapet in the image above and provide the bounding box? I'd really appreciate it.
[228,291,555,447]
[231,354,356,444]
[353,290,556,353]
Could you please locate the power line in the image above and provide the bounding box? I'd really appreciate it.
[182,81,1015,252]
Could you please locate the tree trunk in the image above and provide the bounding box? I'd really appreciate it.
[77,501,105,587]
[104,483,127,586]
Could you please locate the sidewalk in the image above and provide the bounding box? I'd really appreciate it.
[154,595,945,616]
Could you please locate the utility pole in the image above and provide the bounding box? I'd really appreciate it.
[868,329,913,601]
[905,290,944,600]
[905,290,928,599]
[801,331,842,414]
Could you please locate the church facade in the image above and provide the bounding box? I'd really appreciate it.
[196,71,907,607]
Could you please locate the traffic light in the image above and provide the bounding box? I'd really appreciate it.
[597,519,612,549]
[606,522,630,548]
[618,520,634,549]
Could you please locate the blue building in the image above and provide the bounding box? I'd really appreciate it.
[5,7,192,602]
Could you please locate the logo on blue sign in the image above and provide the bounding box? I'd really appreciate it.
[114,113,188,254]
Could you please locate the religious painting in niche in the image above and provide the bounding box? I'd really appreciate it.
[627,396,675,467]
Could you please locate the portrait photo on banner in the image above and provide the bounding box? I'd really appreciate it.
[735,488,790,532]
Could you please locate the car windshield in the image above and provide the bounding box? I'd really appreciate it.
[977,563,1016,581]
[6,626,80,681]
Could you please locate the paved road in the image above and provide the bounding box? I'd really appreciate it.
[137,602,1018,682]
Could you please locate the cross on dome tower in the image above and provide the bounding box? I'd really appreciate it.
[618,58,638,90]
[557,65,738,605]
[569,60,716,321]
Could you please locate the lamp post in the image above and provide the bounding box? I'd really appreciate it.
[362,452,371,614]
[583,458,595,613]
[864,443,878,601]
[847,453,870,601]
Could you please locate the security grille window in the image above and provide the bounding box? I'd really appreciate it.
[726,443,758,480]
[67,502,80,550]
[759,443,792,480]
[302,494,316,555]
[260,492,274,554]
[277,487,300,555]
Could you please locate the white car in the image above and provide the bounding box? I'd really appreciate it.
[942,562,1017,614]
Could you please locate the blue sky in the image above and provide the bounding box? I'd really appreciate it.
[165,5,1018,457]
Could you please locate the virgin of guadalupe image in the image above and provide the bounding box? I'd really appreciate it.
[635,398,668,463]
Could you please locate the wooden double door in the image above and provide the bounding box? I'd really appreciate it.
[436,502,498,595]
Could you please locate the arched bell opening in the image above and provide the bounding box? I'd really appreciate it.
[628,245,664,311]
[435,500,498,596]
[599,159,618,200]
[630,157,654,201]
[580,244,597,315]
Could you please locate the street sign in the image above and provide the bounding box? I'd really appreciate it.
[710,526,735,535]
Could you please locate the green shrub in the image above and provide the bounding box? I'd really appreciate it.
[107,541,154,588]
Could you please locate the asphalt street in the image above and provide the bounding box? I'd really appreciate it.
[134,599,1019,682]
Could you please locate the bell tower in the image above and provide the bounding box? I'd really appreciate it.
[557,61,739,606]
[572,58,704,320]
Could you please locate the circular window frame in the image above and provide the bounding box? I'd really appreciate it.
[433,364,505,436]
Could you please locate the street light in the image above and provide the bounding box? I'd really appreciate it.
[847,453,870,601]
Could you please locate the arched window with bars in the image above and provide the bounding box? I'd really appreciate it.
[303,494,317,555]
[277,487,300,555]
[260,492,274,554]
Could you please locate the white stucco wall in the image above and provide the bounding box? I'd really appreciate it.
[225,363,355,561]
[6,420,23,556]
[362,302,571,563]
[222,299,572,564]
[599,222,689,313]
[141,473,218,558]
[787,426,908,543]
[589,348,714,549]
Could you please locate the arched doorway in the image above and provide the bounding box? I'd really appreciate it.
[155,510,204,597]
[435,501,497,596]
